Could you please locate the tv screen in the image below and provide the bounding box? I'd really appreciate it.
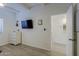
[21,20,33,29]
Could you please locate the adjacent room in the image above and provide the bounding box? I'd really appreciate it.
[0,3,78,56]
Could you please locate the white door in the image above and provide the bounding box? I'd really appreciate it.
[51,5,74,56]
[66,5,74,56]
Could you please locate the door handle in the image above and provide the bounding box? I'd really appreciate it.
[69,39,75,41]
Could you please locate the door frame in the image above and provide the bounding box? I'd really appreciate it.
[68,4,77,56]
[51,4,77,56]
[66,4,77,56]
[73,4,77,56]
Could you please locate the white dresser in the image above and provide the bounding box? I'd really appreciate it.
[10,31,22,45]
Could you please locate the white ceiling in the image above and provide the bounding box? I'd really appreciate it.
[22,3,42,9]
[22,3,71,10]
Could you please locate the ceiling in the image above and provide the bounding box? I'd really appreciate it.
[22,3,42,9]
[22,3,71,10]
[22,3,53,9]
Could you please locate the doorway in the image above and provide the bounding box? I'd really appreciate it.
[51,4,77,56]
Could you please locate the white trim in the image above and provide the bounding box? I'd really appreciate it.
[22,42,50,51]
[0,41,9,46]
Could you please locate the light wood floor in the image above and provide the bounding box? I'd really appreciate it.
[0,44,50,56]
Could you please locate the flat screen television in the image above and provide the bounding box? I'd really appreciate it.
[21,20,33,29]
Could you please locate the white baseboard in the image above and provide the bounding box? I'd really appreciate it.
[0,41,9,46]
[22,42,50,51]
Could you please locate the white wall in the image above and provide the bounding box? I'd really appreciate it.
[0,3,29,46]
[21,4,68,51]
[22,6,51,51]
[8,4,51,50]
[1,4,68,51]
[0,7,16,46]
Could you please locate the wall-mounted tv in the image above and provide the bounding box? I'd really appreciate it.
[21,19,33,29]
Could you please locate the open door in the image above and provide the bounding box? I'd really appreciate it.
[51,4,75,56]
[66,4,75,56]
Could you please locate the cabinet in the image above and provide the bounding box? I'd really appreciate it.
[10,31,22,45]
